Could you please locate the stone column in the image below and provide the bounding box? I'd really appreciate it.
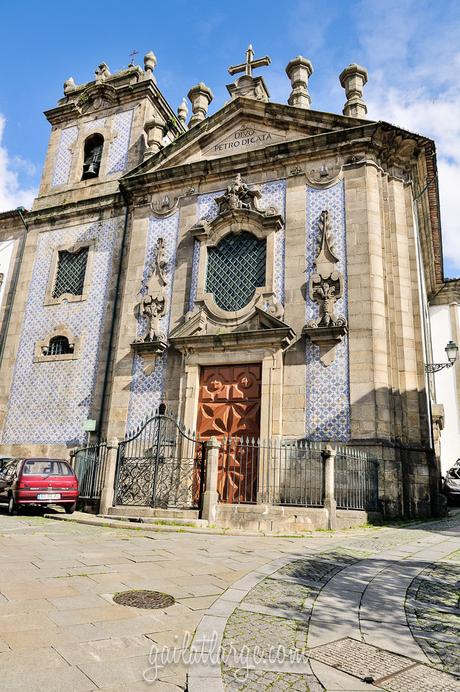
[285,56,313,109]
[201,436,220,523]
[323,444,337,530]
[99,437,119,515]
[339,64,368,118]
[187,83,213,128]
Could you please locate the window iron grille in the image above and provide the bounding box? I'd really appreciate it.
[206,232,266,311]
[53,247,88,299]
[48,336,73,356]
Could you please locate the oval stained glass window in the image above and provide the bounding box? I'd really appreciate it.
[205,232,266,311]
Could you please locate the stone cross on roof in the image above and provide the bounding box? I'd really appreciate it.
[228,44,271,78]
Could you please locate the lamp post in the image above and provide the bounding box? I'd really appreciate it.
[425,340,459,373]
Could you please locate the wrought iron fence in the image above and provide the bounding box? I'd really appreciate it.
[70,441,108,501]
[218,437,324,507]
[335,445,379,510]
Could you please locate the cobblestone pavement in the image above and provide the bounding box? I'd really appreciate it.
[190,511,460,692]
[2,510,460,691]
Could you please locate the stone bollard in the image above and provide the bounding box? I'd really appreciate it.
[99,438,119,516]
[201,436,220,523]
[323,444,337,530]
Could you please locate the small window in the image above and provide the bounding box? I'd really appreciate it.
[47,336,74,356]
[53,247,88,299]
[81,133,104,180]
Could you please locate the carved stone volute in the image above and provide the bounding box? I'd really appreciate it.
[132,237,168,361]
[304,209,347,366]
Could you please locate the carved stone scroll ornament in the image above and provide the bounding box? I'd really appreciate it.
[303,210,347,366]
[133,238,168,365]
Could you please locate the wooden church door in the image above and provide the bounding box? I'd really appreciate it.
[197,364,261,503]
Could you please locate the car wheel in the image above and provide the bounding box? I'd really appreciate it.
[7,495,17,516]
[65,502,76,514]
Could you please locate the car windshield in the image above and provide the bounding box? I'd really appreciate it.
[22,460,72,476]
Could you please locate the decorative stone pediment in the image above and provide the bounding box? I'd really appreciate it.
[76,83,118,114]
[202,122,286,159]
[169,307,295,355]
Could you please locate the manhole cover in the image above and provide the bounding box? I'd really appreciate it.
[113,590,175,609]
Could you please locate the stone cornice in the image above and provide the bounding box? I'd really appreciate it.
[123,123,378,193]
[430,279,460,305]
[24,193,124,230]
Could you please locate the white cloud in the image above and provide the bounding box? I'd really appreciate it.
[354,0,460,276]
[0,114,37,212]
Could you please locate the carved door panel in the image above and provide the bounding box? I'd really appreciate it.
[197,364,261,503]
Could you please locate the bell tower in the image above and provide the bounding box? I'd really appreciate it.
[36,52,185,208]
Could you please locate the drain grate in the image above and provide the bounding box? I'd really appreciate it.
[308,638,460,690]
[308,638,409,681]
[113,590,175,609]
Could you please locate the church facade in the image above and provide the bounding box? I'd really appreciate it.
[0,48,449,520]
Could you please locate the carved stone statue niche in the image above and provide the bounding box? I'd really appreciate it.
[133,237,168,360]
[215,173,261,213]
[303,210,347,366]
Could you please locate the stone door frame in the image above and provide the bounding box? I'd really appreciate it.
[180,347,283,445]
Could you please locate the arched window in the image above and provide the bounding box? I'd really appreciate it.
[47,335,74,356]
[81,133,104,180]
[206,232,266,311]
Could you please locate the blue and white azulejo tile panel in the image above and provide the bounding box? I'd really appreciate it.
[1,218,120,446]
[51,125,78,187]
[189,178,286,308]
[305,180,350,441]
[126,212,180,432]
[107,110,134,174]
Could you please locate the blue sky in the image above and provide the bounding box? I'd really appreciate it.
[0,0,459,276]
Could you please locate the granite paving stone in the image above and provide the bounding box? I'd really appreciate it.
[2,510,460,690]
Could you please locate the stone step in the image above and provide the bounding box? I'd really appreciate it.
[99,512,208,528]
[107,505,200,519]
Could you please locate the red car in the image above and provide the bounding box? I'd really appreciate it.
[0,458,79,515]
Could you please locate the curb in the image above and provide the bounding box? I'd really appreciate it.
[43,512,315,538]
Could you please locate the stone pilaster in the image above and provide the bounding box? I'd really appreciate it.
[282,174,307,437]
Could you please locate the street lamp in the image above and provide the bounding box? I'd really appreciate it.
[425,340,459,373]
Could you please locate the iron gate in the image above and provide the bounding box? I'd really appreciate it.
[114,410,206,509]
[70,441,108,502]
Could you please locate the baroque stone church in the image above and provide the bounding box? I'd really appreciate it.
[0,46,449,519]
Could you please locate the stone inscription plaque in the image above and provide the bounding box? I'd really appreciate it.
[204,124,285,158]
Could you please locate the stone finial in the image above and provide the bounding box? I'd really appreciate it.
[339,63,368,118]
[63,77,76,95]
[187,83,213,128]
[95,63,111,83]
[285,56,313,109]
[144,116,164,157]
[144,51,157,82]
[177,97,188,127]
